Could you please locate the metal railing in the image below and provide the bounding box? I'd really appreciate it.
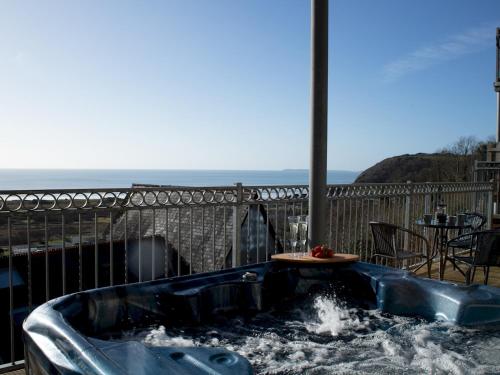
[475,160,500,212]
[328,181,493,261]
[0,181,493,371]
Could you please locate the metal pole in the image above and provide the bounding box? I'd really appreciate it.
[403,181,412,250]
[495,28,499,142]
[493,28,499,214]
[232,182,242,267]
[496,92,500,143]
[308,0,329,248]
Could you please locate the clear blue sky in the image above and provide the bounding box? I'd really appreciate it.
[0,0,499,171]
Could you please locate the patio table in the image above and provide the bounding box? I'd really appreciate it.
[271,253,359,263]
[415,219,471,280]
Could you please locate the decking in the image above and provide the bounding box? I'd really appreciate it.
[4,369,24,375]
[415,260,500,286]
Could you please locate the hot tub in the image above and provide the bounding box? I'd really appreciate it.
[23,261,500,374]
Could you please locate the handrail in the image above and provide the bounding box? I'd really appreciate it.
[0,181,492,213]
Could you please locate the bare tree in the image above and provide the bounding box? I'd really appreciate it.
[449,136,479,156]
[439,136,481,181]
[455,136,479,181]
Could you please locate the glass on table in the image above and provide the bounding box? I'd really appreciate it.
[288,216,300,257]
[424,214,433,225]
[298,215,309,256]
[457,214,466,226]
[435,201,447,224]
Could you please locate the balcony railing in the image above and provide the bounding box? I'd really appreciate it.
[0,181,493,371]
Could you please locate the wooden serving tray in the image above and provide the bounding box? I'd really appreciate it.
[271,253,359,263]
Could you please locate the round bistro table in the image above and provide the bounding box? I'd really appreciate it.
[271,253,359,263]
[415,219,471,280]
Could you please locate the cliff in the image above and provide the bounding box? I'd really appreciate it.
[355,153,475,183]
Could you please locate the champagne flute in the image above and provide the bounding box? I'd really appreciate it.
[288,216,299,257]
[298,215,308,256]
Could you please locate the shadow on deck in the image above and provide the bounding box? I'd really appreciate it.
[3,369,24,375]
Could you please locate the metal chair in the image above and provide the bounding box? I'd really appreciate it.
[448,212,487,266]
[370,222,431,277]
[448,230,500,285]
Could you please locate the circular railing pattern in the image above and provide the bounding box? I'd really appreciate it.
[0,188,240,213]
[327,182,492,200]
[241,186,309,203]
[0,181,492,213]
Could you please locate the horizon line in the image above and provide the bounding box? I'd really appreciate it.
[0,167,361,173]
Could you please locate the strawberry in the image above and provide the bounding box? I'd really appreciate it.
[311,245,322,257]
[310,245,335,258]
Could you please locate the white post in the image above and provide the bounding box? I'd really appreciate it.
[473,161,478,212]
[424,182,432,214]
[488,179,494,229]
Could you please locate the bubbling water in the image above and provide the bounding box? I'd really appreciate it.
[305,296,370,336]
[130,295,500,374]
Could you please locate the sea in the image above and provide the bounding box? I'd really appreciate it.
[0,169,359,190]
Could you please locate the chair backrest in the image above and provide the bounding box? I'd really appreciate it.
[473,230,500,267]
[465,212,487,231]
[370,222,397,257]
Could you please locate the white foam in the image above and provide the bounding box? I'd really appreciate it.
[306,296,367,336]
[135,296,500,374]
[143,326,197,347]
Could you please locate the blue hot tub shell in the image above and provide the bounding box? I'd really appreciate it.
[23,261,500,374]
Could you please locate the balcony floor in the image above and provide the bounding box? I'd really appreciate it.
[415,260,500,287]
[4,369,24,375]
